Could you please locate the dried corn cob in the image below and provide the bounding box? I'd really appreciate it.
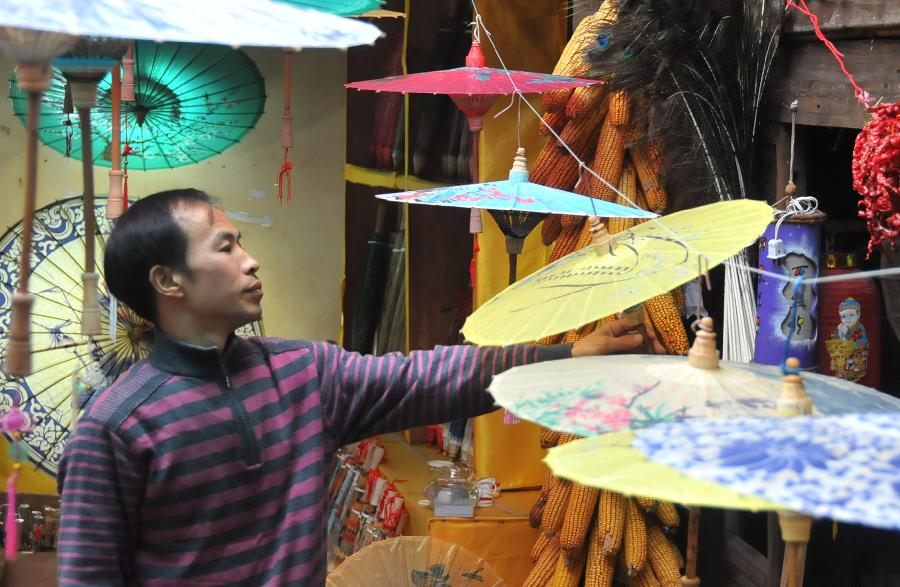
[631,144,668,213]
[560,483,601,551]
[543,8,611,112]
[530,480,551,529]
[645,293,690,355]
[630,563,661,587]
[597,490,626,556]
[532,531,553,563]
[647,525,683,586]
[608,161,639,234]
[623,498,648,576]
[635,497,658,515]
[557,433,579,445]
[559,96,609,155]
[541,109,569,137]
[586,117,626,202]
[532,143,577,189]
[542,476,573,535]
[525,537,561,587]
[585,513,616,587]
[654,502,680,530]
[566,84,609,120]
[552,547,585,587]
[671,285,686,316]
[541,427,562,449]
[542,214,563,246]
[607,91,631,127]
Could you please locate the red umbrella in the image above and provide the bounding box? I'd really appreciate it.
[347,30,598,231]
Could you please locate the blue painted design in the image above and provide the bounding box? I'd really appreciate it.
[636,413,900,531]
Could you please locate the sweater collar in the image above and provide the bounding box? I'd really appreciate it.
[148,329,242,379]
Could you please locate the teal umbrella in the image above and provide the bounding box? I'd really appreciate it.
[9,41,266,171]
[277,0,382,16]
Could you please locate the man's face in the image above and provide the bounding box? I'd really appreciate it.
[174,204,263,331]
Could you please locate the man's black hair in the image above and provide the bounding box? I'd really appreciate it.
[104,188,214,323]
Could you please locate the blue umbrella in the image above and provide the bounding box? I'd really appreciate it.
[634,413,900,532]
[377,148,656,284]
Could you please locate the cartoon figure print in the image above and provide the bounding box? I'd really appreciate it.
[827,297,869,381]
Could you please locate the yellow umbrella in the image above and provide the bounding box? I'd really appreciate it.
[461,199,772,345]
[545,430,782,513]
[327,536,504,586]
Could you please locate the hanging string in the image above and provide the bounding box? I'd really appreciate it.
[726,258,900,287]
[785,0,872,108]
[63,81,74,157]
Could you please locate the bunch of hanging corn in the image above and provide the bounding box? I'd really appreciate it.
[524,5,690,586]
[525,432,685,587]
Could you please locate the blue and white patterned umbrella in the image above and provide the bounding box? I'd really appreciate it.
[0,0,381,49]
[635,413,900,532]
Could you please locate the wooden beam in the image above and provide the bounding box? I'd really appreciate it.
[783,0,900,35]
[766,37,900,129]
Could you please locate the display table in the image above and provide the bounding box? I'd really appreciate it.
[376,434,541,584]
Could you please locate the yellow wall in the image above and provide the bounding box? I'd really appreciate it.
[0,47,348,492]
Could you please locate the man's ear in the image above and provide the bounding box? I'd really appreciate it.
[148,265,185,300]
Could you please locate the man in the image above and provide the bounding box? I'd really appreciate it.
[58,188,657,586]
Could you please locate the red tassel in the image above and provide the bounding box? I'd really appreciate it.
[278,149,293,203]
[122,143,133,210]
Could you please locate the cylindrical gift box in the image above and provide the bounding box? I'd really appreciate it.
[817,258,882,388]
[754,213,826,367]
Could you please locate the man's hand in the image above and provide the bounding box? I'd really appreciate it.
[571,317,667,357]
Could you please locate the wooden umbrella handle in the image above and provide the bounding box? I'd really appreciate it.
[5,90,43,377]
[76,89,102,337]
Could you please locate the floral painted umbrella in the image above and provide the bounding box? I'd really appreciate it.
[9,41,266,171]
[378,148,656,284]
[488,319,900,438]
[0,196,263,477]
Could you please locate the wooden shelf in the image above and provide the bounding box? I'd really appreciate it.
[344,163,452,191]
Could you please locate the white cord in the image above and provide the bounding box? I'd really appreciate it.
[773,195,819,241]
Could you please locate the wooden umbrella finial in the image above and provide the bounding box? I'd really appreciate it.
[777,357,813,417]
[688,317,719,369]
[589,216,615,256]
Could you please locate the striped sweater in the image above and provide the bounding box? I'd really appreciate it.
[58,330,571,586]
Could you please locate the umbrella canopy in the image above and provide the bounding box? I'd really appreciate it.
[0,196,262,476]
[10,41,266,170]
[634,413,900,532]
[378,148,657,219]
[462,199,773,345]
[278,0,383,16]
[546,429,782,512]
[489,353,900,438]
[327,536,504,586]
[0,0,381,49]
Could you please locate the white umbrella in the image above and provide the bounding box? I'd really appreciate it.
[0,0,382,49]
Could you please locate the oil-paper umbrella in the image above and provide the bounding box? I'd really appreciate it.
[10,41,266,171]
[327,536,504,586]
[347,22,597,233]
[377,148,656,284]
[277,0,383,16]
[634,413,900,586]
[494,320,900,584]
[0,0,379,376]
[462,199,773,345]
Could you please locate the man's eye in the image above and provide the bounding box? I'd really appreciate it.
[220,246,232,253]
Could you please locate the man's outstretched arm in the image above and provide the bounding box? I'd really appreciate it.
[315,318,648,446]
